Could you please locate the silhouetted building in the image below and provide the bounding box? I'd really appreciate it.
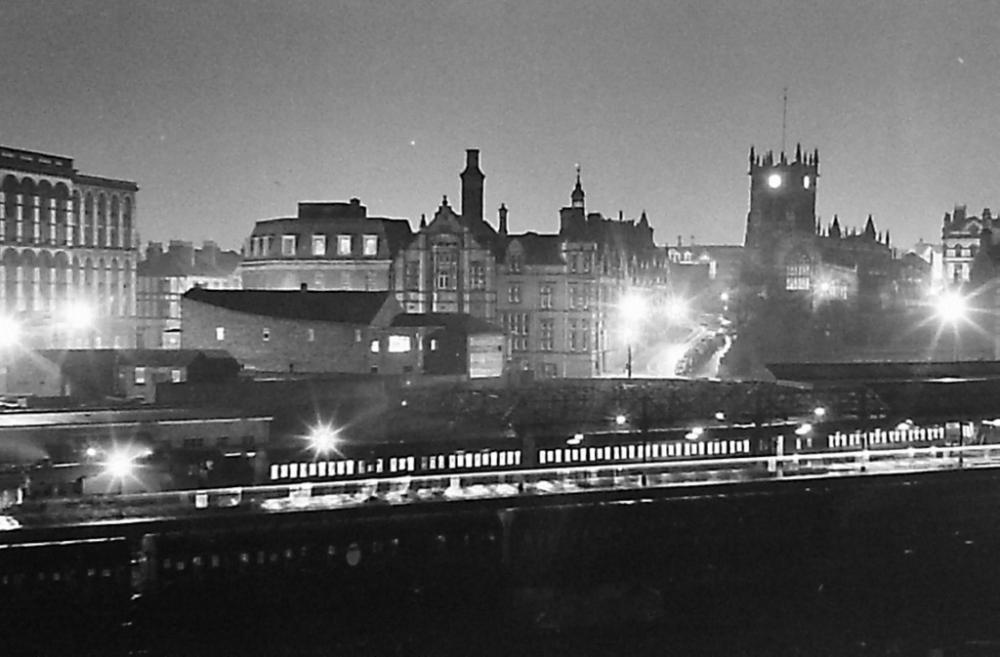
[0,145,139,348]
[137,240,241,348]
[942,204,993,287]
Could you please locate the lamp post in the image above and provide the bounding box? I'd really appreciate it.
[619,292,647,379]
[935,290,968,363]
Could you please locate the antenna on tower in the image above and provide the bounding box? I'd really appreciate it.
[781,87,788,155]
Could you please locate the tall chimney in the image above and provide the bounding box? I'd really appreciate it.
[460,148,484,225]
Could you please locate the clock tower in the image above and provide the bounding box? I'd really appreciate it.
[744,143,819,249]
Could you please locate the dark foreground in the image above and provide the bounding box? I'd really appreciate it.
[4,469,1000,656]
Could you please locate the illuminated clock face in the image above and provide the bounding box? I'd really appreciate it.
[767,173,782,189]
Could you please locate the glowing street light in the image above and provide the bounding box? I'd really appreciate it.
[619,292,648,379]
[0,315,20,348]
[62,301,95,330]
[813,406,827,419]
[614,414,628,426]
[307,422,341,456]
[935,291,968,324]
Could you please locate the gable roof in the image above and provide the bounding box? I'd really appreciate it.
[508,233,565,266]
[183,288,395,324]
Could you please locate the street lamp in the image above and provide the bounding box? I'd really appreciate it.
[935,291,968,362]
[307,422,341,457]
[103,448,136,495]
[620,292,648,379]
[0,315,21,348]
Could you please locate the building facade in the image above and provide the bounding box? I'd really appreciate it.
[136,240,242,349]
[496,173,672,378]
[181,288,408,375]
[941,204,994,288]
[239,198,413,292]
[0,146,139,349]
[392,150,501,319]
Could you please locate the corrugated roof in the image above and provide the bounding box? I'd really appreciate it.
[183,288,394,324]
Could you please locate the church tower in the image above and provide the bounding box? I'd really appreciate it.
[743,144,819,249]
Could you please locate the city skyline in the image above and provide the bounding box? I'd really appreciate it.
[3,0,998,251]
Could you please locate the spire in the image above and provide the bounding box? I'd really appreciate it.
[571,164,585,209]
[419,213,427,228]
[885,229,890,247]
[638,210,649,227]
[498,203,508,236]
[441,195,449,207]
[864,214,876,239]
[830,215,841,239]
[749,145,756,166]
[795,142,802,163]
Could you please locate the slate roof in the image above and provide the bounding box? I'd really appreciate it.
[183,288,394,324]
[390,313,504,335]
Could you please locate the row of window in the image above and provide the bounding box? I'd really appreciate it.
[269,449,524,481]
[250,234,379,258]
[499,313,594,352]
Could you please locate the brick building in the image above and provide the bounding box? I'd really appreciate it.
[181,288,407,375]
[136,240,241,348]
[0,145,139,349]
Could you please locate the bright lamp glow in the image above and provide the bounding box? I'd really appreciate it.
[767,173,782,189]
[308,423,340,455]
[0,316,20,347]
[614,414,627,426]
[619,293,647,321]
[665,297,689,323]
[935,291,968,324]
[685,426,704,440]
[795,423,813,436]
[62,301,95,330]
[104,450,135,479]
[813,406,826,418]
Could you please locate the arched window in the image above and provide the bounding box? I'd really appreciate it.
[84,193,94,246]
[97,194,107,247]
[122,196,133,248]
[110,196,120,248]
[785,251,812,291]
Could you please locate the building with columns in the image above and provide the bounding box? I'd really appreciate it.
[0,146,139,349]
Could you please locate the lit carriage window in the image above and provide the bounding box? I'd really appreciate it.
[448,454,456,469]
[317,461,327,477]
[289,463,298,478]
[513,451,520,465]
[406,456,414,471]
[473,453,482,468]
[308,462,317,477]
[270,464,280,480]
[279,464,289,479]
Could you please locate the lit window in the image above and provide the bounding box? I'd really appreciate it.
[307,328,315,342]
[370,339,380,353]
[281,234,297,256]
[311,234,327,256]
[803,175,811,189]
[355,329,362,342]
[470,262,486,290]
[785,254,812,291]
[171,369,183,383]
[363,235,378,256]
[388,335,412,353]
[508,284,521,304]
[539,284,553,309]
[430,339,438,351]
[262,328,270,342]
[134,367,146,385]
[337,235,352,255]
[216,326,225,341]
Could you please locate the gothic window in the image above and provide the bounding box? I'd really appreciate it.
[785,252,812,291]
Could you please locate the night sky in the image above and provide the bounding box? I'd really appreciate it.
[2,0,998,251]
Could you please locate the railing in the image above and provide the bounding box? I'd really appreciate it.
[9,442,1000,528]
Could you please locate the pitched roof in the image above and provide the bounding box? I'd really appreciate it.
[183,288,394,324]
[512,233,565,265]
[390,313,504,335]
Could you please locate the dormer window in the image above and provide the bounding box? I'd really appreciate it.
[363,234,378,256]
[311,234,327,256]
[337,234,352,255]
[281,234,297,256]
